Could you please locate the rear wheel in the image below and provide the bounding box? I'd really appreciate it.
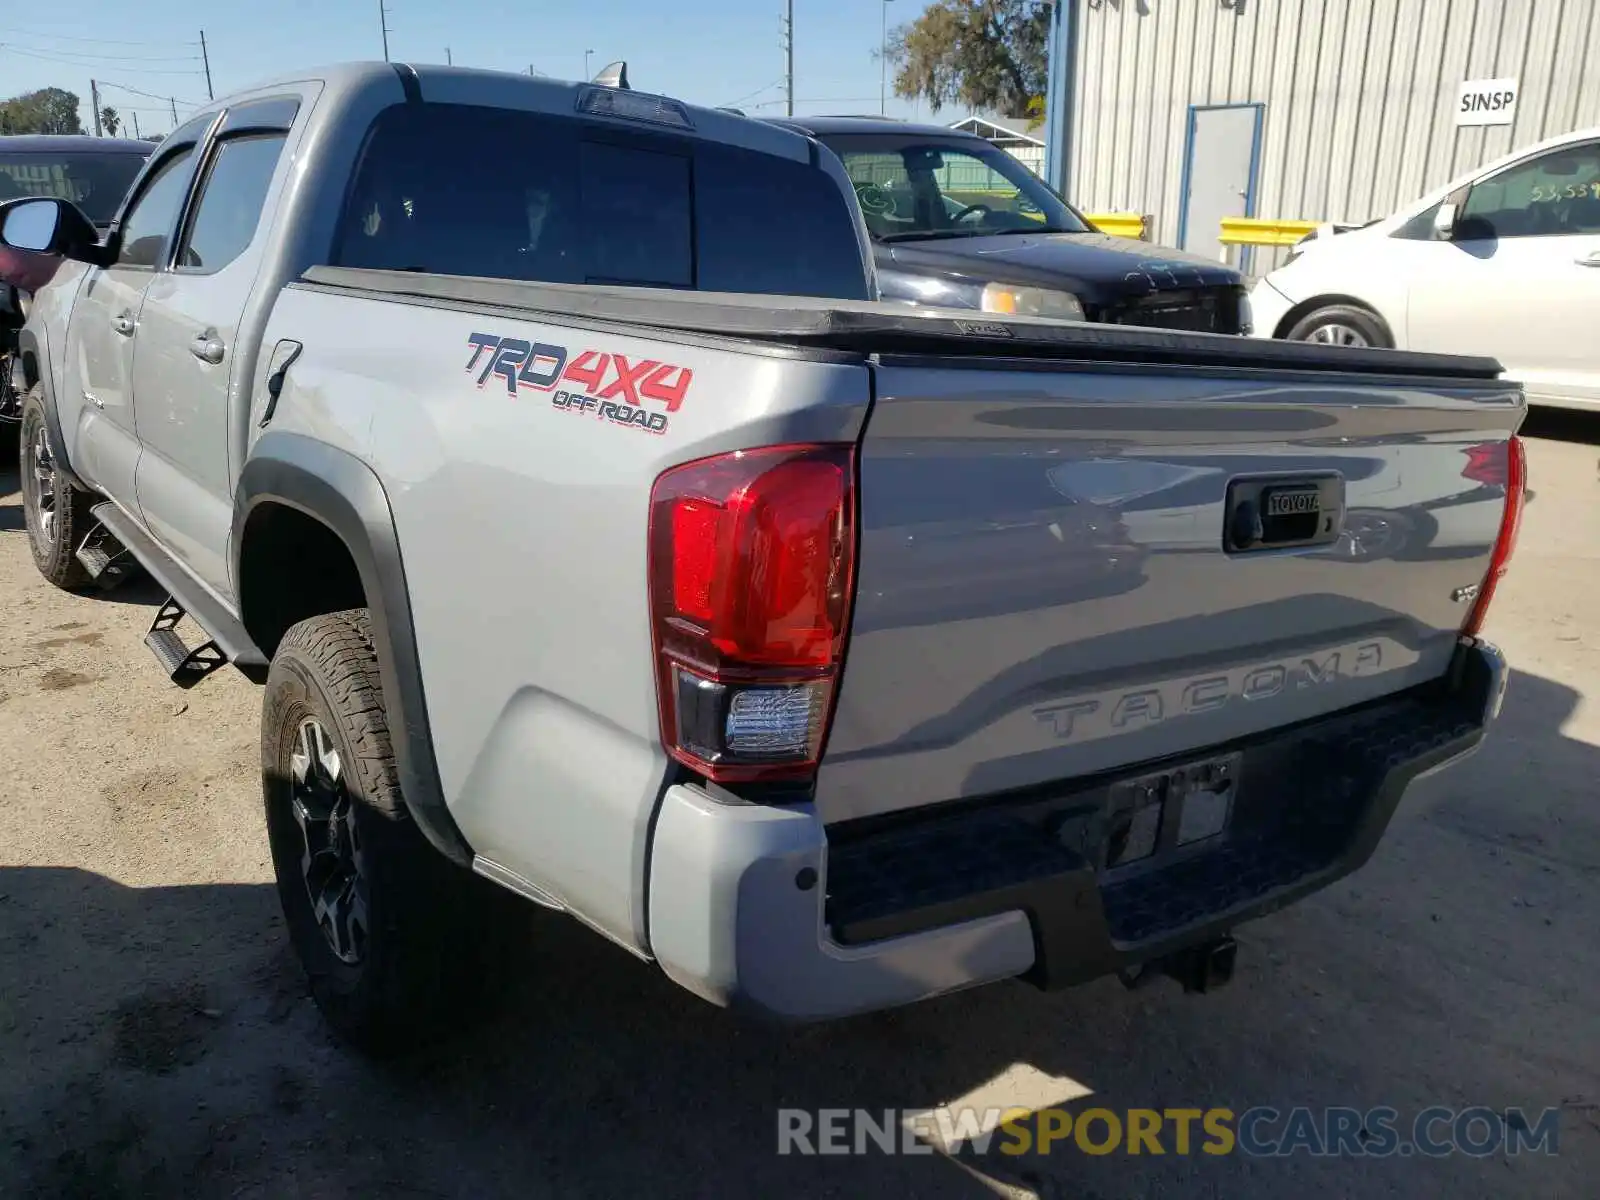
[1285,304,1393,350]
[262,609,501,1054]
[19,389,93,590]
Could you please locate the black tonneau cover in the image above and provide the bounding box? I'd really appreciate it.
[299,266,1506,382]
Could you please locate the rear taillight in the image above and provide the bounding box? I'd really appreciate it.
[648,444,857,782]
[1461,435,1525,638]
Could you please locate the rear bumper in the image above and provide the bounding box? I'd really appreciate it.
[646,639,1506,1021]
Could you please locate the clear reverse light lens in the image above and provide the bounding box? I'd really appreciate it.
[724,684,828,758]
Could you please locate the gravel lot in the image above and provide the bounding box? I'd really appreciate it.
[1,415,1596,1199]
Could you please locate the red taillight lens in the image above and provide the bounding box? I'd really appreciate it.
[1461,435,1525,638]
[648,444,857,782]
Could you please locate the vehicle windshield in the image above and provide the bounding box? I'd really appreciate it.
[820,134,1092,242]
[0,151,149,226]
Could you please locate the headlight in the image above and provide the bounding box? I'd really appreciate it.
[981,283,1085,321]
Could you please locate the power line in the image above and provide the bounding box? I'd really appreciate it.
[99,102,184,114]
[94,80,203,108]
[1,44,204,75]
[0,41,202,63]
[0,25,194,47]
[748,96,884,110]
[720,79,785,109]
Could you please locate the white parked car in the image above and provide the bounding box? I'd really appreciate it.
[1250,127,1600,409]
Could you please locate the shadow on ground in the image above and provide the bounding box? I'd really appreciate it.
[0,461,167,607]
[1,666,1595,1199]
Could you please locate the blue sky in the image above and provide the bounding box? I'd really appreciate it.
[0,0,948,138]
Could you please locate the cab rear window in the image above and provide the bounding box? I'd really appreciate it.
[333,102,869,300]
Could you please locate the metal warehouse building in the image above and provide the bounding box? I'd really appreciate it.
[1045,0,1600,267]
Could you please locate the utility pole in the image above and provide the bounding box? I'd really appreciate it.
[170,96,178,126]
[445,47,452,65]
[584,50,594,79]
[90,80,102,136]
[881,0,894,115]
[132,112,141,139]
[379,0,391,62]
[784,0,794,116]
[200,31,216,101]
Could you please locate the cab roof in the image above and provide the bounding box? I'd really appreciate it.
[213,62,820,165]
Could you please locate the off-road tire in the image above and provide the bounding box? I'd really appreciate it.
[262,608,500,1055]
[19,388,93,590]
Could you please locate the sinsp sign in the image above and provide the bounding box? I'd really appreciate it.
[1456,77,1519,126]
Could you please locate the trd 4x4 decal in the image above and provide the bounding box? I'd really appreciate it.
[465,332,694,435]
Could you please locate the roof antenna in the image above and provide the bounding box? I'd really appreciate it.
[592,61,629,90]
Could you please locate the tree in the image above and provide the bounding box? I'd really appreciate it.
[100,107,120,136]
[887,0,1050,119]
[0,87,84,135]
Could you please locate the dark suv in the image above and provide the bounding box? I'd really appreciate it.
[0,135,151,420]
[765,116,1249,335]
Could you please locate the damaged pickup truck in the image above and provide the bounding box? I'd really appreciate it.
[5,62,1523,1052]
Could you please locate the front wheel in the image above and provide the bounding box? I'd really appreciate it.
[262,608,501,1054]
[1284,304,1393,350]
[19,389,93,590]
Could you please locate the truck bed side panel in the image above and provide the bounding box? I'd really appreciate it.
[254,284,873,951]
[816,360,1522,826]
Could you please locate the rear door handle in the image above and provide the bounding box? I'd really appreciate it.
[111,312,135,337]
[1577,251,1600,267]
[190,332,226,364]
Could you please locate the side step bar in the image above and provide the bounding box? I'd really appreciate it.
[88,503,270,686]
[75,522,138,590]
[145,598,230,687]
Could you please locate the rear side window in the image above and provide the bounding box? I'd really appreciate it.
[334,103,868,300]
[177,135,287,273]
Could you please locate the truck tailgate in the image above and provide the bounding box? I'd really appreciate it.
[816,358,1523,826]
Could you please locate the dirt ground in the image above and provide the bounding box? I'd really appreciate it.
[1,415,1596,1199]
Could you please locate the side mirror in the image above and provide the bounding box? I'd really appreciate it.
[1,198,62,252]
[0,197,103,264]
[1432,200,1458,240]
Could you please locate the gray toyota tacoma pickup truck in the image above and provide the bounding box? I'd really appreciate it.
[4,63,1524,1052]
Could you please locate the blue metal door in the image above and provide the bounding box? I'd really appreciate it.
[1178,103,1264,267]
